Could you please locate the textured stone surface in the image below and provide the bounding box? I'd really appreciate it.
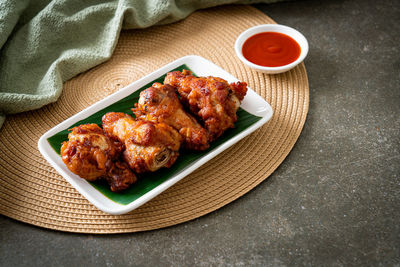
[1,0,399,266]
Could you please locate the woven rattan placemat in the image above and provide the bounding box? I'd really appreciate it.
[0,5,309,233]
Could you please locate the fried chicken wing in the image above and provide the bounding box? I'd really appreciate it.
[106,160,137,192]
[164,70,248,141]
[60,124,137,192]
[61,124,116,181]
[102,112,181,173]
[132,82,209,151]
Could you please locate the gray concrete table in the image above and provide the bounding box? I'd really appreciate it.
[1,0,398,265]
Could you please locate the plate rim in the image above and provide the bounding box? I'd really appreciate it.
[38,55,273,215]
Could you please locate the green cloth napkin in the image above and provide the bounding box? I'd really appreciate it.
[0,0,280,128]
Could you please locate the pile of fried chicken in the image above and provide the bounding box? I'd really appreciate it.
[61,70,248,192]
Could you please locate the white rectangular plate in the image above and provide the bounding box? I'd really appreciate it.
[38,55,273,215]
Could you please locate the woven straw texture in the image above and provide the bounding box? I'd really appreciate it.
[0,5,308,233]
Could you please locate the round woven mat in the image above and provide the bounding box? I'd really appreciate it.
[0,6,308,233]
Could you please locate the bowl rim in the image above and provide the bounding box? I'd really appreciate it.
[234,24,309,72]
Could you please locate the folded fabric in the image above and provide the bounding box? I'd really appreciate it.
[0,0,281,128]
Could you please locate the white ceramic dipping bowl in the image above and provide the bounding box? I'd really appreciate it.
[235,24,309,74]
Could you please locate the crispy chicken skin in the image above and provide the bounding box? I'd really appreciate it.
[60,124,137,192]
[61,124,114,181]
[164,70,248,141]
[132,82,209,151]
[106,160,137,192]
[102,112,181,173]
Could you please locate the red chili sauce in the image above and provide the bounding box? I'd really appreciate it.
[242,32,301,67]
